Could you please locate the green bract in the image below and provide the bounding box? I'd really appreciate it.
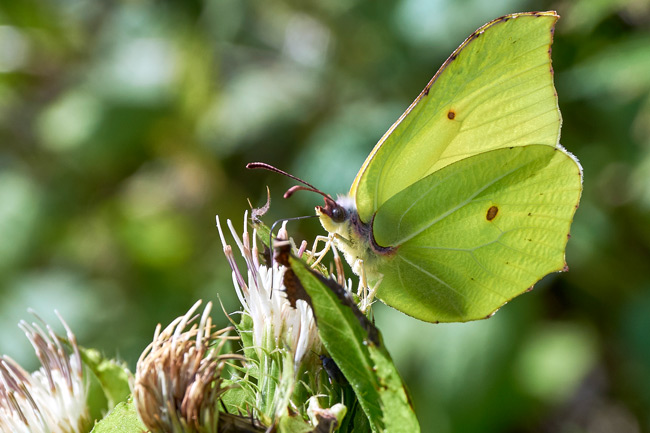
[288,253,419,433]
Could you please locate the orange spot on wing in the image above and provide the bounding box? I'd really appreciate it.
[486,205,498,221]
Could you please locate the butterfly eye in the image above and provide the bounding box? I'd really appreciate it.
[331,206,347,223]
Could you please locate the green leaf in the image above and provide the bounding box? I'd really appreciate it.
[277,414,313,433]
[220,383,253,415]
[90,399,146,433]
[289,257,420,433]
[80,347,132,413]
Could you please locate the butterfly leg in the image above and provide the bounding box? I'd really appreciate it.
[362,277,383,313]
[354,259,367,298]
[355,260,382,313]
[310,234,334,268]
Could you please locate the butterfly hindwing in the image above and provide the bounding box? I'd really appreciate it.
[372,145,582,322]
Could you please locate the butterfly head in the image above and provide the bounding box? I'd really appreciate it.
[316,195,361,242]
[245,161,359,240]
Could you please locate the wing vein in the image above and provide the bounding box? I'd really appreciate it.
[397,254,466,316]
[394,160,531,244]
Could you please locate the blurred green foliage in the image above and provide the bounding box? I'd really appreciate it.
[1,0,649,432]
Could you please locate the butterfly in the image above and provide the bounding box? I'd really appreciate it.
[250,11,582,323]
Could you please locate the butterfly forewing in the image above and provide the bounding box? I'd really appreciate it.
[350,12,561,223]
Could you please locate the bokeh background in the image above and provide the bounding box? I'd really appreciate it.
[1,0,649,431]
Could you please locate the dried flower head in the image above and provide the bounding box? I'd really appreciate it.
[133,300,243,433]
[0,311,90,433]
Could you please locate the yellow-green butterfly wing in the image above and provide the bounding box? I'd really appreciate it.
[318,11,583,323]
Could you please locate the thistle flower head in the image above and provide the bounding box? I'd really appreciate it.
[133,300,242,433]
[0,311,90,433]
[216,212,321,367]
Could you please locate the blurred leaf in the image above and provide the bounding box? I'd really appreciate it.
[0,169,40,272]
[563,35,650,102]
[37,90,103,152]
[119,213,194,268]
[562,0,632,33]
[514,323,598,403]
[198,63,321,155]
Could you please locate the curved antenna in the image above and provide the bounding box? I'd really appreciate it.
[284,185,337,206]
[247,162,320,191]
[268,214,319,299]
[247,162,336,204]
